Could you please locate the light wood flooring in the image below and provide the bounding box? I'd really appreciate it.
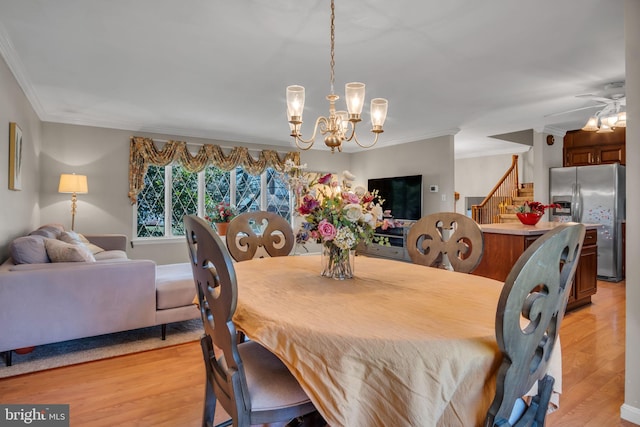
[0,280,634,426]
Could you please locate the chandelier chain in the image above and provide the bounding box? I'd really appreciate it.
[329,0,335,95]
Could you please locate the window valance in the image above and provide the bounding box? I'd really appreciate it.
[128,136,300,204]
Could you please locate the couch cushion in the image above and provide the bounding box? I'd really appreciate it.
[156,263,197,310]
[44,239,96,263]
[58,230,105,255]
[94,250,128,261]
[10,235,50,264]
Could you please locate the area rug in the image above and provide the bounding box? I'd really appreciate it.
[0,319,203,378]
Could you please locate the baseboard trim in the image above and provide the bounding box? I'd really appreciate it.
[621,403,640,424]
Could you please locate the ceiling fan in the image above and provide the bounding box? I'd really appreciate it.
[546,81,627,133]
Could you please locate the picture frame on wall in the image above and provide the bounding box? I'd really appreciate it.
[9,122,23,191]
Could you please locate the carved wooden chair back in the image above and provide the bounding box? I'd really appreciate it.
[406,212,484,273]
[485,223,585,427]
[226,211,295,262]
[184,215,316,427]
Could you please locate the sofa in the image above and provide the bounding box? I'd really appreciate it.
[0,224,200,366]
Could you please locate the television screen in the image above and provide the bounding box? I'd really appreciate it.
[368,175,422,220]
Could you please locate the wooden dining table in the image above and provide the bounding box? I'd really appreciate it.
[232,254,560,427]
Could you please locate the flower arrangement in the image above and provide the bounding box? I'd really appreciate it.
[515,201,559,215]
[293,169,393,279]
[205,201,237,223]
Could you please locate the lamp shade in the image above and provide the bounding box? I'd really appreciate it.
[58,173,88,194]
[581,117,599,132]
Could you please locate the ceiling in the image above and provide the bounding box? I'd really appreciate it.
[0,0,625,158]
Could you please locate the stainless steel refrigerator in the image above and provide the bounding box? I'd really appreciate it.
[549,163,625,281]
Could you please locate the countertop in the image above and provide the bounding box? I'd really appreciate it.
[480,221,600,236]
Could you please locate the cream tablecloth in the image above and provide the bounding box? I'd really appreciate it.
[232,255,559,427]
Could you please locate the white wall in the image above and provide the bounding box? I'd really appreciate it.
[532,131,564,204]
[0,54,42,260]
[350,135,456,216]
[622,0,640,423]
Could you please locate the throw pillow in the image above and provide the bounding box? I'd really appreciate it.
[10,235,50,264]
[29,226,61,239]
[77,234,105,255]
[58,231,105,255]
[44,239,96,263]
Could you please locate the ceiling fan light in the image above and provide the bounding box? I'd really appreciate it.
[616,111,627,127]
[581,116,599,132]
[606,114,619,127]
[596,123,614,133]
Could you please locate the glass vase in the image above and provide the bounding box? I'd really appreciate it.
[321,243,354,280]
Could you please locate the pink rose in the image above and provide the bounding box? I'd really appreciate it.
[342,192,360,204]
[317,219,337,241]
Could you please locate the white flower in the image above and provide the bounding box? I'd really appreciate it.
[334,227,357,250]
[354,185,367,197]
[343,203,363,222]
[370,204,384,220]
[342,170,356,181]
[362,213,377,228]
[284,159,296,173]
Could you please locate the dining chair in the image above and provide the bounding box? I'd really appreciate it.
[485,223,585,427]
[406,212,484,273]
[183,215,318,427]
[225,211,295,262]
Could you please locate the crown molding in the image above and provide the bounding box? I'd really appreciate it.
[0,22,47,120]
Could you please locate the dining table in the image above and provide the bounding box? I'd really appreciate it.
[232,254,561,427]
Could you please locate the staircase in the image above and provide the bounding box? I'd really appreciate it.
[470,155,538,224]
[497,183,534,223]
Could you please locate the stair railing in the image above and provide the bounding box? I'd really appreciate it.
[471,155,519,224]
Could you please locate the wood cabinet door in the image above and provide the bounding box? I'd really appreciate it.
[564,147,595,167]
[597,143,625,165]
[574,244,598,300]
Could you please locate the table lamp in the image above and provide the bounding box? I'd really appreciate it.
[58,173,88,230]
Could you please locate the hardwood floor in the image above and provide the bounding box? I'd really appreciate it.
[0,280,633,426]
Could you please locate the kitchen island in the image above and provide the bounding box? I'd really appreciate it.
[473,221,598,311]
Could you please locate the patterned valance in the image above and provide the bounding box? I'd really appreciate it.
[128,136,300,204]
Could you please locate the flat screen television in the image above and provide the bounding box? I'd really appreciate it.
[368,174,422,221]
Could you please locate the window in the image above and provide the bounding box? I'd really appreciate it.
[136,164,290,238]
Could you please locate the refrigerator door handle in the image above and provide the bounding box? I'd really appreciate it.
[575,183,582,222]
[570,183,577,222]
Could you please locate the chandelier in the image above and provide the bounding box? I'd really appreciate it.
[286,0,388,153]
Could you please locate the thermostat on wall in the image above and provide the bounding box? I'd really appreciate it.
[429,185,439,192]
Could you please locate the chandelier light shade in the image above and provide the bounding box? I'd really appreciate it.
[58,173,88,231]
[286,0,388,153]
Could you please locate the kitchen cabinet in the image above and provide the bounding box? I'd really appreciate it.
[563,127,625,166]
[473,223,598,311]
[564,144,625,166]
